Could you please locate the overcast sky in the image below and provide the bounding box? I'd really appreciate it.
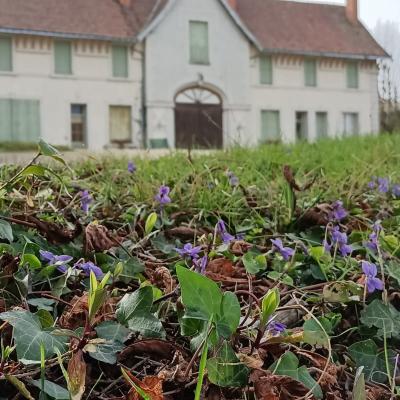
[296,0,400,29]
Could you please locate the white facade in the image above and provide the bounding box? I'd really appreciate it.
[0,0,381,150]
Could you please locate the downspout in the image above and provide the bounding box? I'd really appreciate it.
[141,39,148,149]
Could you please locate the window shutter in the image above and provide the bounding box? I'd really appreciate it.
[304,59,317,87]
[12,100,41,142]
[112,46,128,78]
[347,62,359,89]
[0,99,12,140]
[316,112,328,138]
[109,106,132,142]
[261,111,280,142]
[54,41,72,75]
[260,55,273,84]
[189,21,209,64]
[0,37,12,71]
[343,113,359,135]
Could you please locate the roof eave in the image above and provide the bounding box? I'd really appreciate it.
[260,47,389,60]
[0,27,137,43]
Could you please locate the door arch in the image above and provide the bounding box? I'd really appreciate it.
[175,86,223,149]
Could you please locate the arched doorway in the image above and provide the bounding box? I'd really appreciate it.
[175,86,223,149]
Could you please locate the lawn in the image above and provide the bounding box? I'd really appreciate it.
[0,134,399,399]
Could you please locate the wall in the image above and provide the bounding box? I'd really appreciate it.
[249,50,380,143]
[0,35,143,150]
[144,0,252,148]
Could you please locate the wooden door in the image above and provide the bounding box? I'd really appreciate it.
[175,103,223,149]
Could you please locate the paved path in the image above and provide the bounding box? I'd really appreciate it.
[0,148,199,165]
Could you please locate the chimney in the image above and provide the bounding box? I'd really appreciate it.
[228,0,237,10]
[346,0,358,24]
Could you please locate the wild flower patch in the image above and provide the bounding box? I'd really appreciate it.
[0,137,399,399]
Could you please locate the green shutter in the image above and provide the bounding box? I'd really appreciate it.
[304,59,317,87]
[54,41,72,75]
[0,37,12,71]
[261,110,280,142]
[316,112,328,139]
[189,21,209,64]
[0,99,12,141]
[12,100,41,142]
[260,55,273,85]
[112,46,128,78]
[347,62,359,89]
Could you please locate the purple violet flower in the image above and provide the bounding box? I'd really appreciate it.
[377,177,390,193]
[155,185,171,205]
[175,243,202,259]
[361,261,383,293]
[226,170,239,187]
[323,239,332,254]
[216,219,235,244]
[271,238,295,261]
[392,184,400,198]
[330,200,348,222]
[330,226,352,257]
[367,178,377,190]
[76,261,104,279]
[365,221,382,253]
[128,161,136,173]
[267,319,286,336]
[39,250,73,273]
[194,255,208,274]
[80,190,92,213]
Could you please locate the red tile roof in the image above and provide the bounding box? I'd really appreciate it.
[0,0,387,58]
[235,0,387,58]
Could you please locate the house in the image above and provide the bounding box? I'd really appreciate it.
[0,0,388,150]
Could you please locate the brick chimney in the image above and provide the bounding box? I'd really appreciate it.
[346,0,358,24]
[227,0,237,10]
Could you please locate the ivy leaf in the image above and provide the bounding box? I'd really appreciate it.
[360,299,400,338]
[216,291,241,338]
[85,340,124,364]
[323,281,363,303]
[95,321,131,344]
[207,342,249,387]
[0,219,13,242]
[242,251,267,274]
[31,380,70,400]
[386,261,400,286]
[270,351,323,399]
[303,318,331,348]
[126,314,166,339]
[116,286,153,324]
[349,339,395,383]
[0,310,67,364]
[176,265,222,321]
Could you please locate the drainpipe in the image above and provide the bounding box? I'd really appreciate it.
[141,40,148,149]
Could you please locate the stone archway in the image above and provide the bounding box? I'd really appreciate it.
[174,86,223,149]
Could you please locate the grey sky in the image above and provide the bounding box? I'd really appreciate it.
[296,0,400,29]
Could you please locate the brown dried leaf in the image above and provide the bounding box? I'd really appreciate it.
[125,372,164,400]
[165,226,207,239]
[84,223,116,254]
[151,266,177,294]
[283,165,301,191]
[237,353,264,369]
[68,350,86,400]
[158,351,191,383]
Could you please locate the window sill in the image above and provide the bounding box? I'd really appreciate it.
[0,71,16,76]
[189,62,210,66]
[108,77,133,82]
[50,74,76,80]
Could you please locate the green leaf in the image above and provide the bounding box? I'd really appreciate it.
[0,311,67,364]
[21,165,47,177]
[176,265,222,321]
[0,219,13,242]
[260,288,280,326]
[386,261,400,286]
[119,258,144,284]
[85,340,124,364]
[216,291,241,338]
[242,251,267,274]
[31,380,70,400]
[27,298,55,312]
[20,254,41,269]
[116,286,153,324]
[38,139,66,166]
[127,314,166,339]
[36,310,54,329]
[95,321,131,343]
[360,299,400,338]
[145,212,158,235]
[323,281,363,303]
[303,318,331,348]
[352,367,366,400]
[271,351,322,399]
[5,375,34,400]
[207,342,249,387]
[349,339,395,383]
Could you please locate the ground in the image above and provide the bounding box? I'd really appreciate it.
[0,134,399,399]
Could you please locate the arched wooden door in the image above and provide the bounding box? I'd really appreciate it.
[175,87,223,149]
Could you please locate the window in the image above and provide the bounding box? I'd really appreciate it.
[343,112,359,136]
[189,21,209,65]
[316,112,328,139]
[54,41,72,75]
[296,112,308,141]
[109,106,132,143]
[0,99,40,142]
[112,45,128,78]
[346,62,359,89]
[259,55,273,85]
[0,37,12,72]
[71,105,87,148]
[261,110,280,142]
[304,59,317,87]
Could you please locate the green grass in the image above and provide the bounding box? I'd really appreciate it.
[0,141,71,152]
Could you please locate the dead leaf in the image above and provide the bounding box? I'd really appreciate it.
[68,350,86,400]
[5,375,34,400]
[237,352,264,369]
[165,226,207,239]
[123,370,164,400]
[84,223,117,254]
[150,266,176,294]
[158,351,191,383]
